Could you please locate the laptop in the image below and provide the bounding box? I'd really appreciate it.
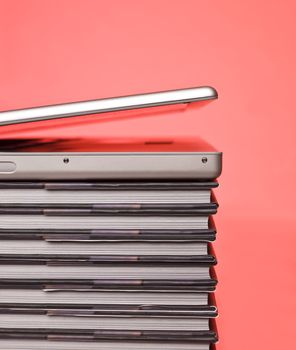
[0,86,222,180]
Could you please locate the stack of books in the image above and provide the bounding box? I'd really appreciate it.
[0,179,219,350]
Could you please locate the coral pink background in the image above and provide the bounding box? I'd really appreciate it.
[0,1,296,349]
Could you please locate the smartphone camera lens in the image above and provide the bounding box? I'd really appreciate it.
[202,157,208,164]
[63,158,69,164]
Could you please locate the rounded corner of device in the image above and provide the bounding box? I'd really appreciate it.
[214,167,223,179]
[202,86,218,99]
[204,152,222,179]
[214,154,223,179]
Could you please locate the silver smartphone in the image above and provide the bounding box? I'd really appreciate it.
[0,86,222,180]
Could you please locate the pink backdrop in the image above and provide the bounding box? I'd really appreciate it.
[0,1,296,349]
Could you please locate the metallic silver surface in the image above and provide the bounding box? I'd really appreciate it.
[0,152,222,180]
[0,86,217,126]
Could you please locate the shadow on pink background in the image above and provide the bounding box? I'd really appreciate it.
[0,1,296,349]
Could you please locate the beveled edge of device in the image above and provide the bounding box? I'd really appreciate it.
[0,152,222,180]
[0,86,218,126]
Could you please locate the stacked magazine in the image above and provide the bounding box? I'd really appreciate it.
[0,180,219,350]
